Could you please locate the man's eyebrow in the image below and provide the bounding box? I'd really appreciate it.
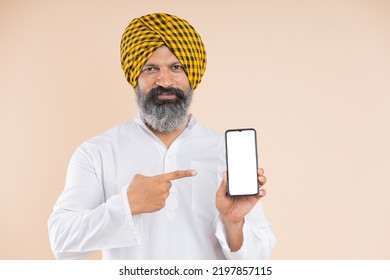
[143,63,158,67]
[142,61,182,68]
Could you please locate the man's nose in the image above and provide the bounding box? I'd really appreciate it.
[155,69,174,88]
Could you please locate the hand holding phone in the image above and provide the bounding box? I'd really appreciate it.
[225,128,259,196]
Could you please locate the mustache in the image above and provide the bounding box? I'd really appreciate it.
[149,86,186,99]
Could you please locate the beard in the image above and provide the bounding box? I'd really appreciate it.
[135,85,193,133]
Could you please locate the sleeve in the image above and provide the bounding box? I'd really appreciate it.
[48,143,141,260]
[215,202,276,260]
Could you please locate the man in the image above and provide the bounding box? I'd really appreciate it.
[48,13,276,260]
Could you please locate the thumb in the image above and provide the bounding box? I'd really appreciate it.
[217,171,228,197]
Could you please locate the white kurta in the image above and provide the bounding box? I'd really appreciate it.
[48,114,276,259]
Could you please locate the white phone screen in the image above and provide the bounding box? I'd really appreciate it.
[225,129,259,196]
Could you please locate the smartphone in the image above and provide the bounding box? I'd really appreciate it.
[225,128,259,196]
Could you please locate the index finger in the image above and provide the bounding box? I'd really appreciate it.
[161,170,197,181]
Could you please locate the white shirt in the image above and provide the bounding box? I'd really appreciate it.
[48,114,276,259]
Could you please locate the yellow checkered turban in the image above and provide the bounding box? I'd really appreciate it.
[120,13,207,90]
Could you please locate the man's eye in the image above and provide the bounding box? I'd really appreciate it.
[172,65,183,71]
[142,67,157,72]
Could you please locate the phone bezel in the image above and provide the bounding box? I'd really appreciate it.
[225,128,259,197]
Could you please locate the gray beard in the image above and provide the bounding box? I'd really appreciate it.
[135,86,193,133]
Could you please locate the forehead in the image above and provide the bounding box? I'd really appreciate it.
[145,45,180,64]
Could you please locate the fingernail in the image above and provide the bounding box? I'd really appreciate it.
[191,170,197,176]
[260,189,265,196]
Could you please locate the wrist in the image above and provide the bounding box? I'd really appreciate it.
[221,215,245,236]
[221,217,245,252]
[220,215,245,228]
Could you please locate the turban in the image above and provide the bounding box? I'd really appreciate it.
[120,13,207,90]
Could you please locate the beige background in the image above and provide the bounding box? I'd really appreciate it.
[1,0,389,259]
